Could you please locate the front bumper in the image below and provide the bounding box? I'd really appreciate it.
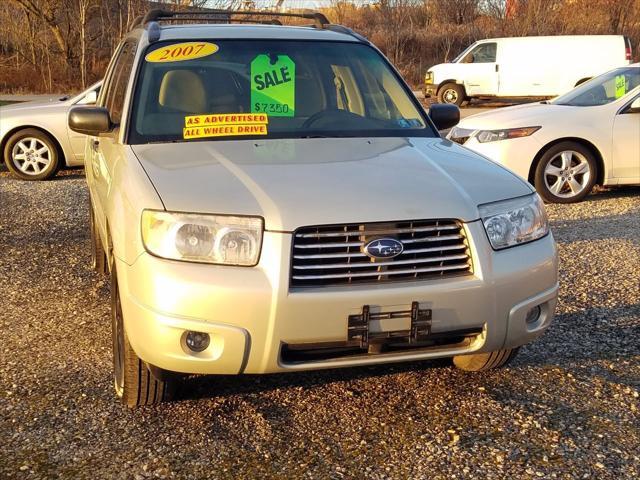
[460,135,544,181]
[116,222,558,375]
[423,82,439,98]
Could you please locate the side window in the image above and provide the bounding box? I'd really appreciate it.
[623,94,640,114]
[465,43,497,63]
[104,43,136,125]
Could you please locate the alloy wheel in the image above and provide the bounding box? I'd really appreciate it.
[543,150,591,199]
[11,138,52,175]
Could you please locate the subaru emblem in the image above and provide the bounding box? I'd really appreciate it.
[363,238,404,259]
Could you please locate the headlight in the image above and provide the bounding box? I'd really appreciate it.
[425,71,433,83]
[479,194,549,250]
[476,126,540,143]
[141,210,263,266]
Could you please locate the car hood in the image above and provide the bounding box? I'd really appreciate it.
[131,137,532,231]
[458,102,570,129]
[0,99,69,117]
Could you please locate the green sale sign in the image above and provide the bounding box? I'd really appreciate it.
[250,54,296,117]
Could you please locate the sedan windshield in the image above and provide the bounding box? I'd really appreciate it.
[129,40,433,144]
[552,66,640,107]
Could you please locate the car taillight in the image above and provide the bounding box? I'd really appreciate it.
[626,47,632,61]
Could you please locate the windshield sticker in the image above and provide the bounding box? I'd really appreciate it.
[146,42,219,63]
[614,75,626,98]
[250,54,295,117]
[183,113,268,139]
[185,113,268,127]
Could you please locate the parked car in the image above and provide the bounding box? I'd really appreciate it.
[425,35,632,106]
[448,65,640,203]
[69,9,558,407]
[0,81,102,180]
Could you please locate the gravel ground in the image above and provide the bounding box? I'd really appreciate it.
[1,167,638,479]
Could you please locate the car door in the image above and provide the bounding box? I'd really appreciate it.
[87,42,136,238]
[611,94,640,183]
[459,42,499,96]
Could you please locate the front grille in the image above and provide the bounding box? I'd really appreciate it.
[290,219,472,288]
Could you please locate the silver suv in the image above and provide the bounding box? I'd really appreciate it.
[69,10,558,407]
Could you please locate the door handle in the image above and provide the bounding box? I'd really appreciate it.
[495,64,499,72]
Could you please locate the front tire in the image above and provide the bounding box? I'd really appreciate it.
[437,83,465,106]
[3,128,60,180]
[111,261,174,407]
[534,141,597,203]
[453,348,519,371]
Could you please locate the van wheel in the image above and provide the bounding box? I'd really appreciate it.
[111,261,175,407]
[534,141,597,203]
[438,83,465,106]
[453,348,519,371]
[3,128,60,180]
[89,201,107,275]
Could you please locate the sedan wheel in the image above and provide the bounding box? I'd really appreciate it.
[13,138,51,174]
[534,141,597,203]
[3,128,60,180]
[544,150,591,198]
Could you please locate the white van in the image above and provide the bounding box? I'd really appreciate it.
[424,35,632,105]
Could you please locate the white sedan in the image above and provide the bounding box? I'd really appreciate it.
[448,65,640,203]
[0,81,101,180]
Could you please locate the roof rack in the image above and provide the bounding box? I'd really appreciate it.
[135,9,330,30]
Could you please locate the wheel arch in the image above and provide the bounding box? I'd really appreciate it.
[437,80,465,94]
[1,125,66,166]
[528,137,605,186]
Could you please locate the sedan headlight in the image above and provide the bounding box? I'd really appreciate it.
[476,126,540,143]
[141,210,263,266]
[479,194,549,250]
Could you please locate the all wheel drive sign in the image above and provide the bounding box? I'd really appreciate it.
[250,54,296,117]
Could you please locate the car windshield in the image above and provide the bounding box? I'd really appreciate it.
[452,44,473,63]
[552,66,640,107]
[128,40,433,144]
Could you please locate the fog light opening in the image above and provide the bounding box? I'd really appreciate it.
[185,331,210,352]
[525,305,542,325]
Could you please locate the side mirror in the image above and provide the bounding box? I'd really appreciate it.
[68,106,112,136]
[627,97,640,113]
[429,104,460,131]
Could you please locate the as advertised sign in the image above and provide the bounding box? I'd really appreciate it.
[183,113,268,139]
[250,54,296,117]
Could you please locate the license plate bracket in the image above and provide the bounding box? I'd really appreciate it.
[347,302,432,349]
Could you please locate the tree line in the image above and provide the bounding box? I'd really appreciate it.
[0,0,638,94]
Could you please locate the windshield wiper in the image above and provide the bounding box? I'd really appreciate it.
[297,134,347,139]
